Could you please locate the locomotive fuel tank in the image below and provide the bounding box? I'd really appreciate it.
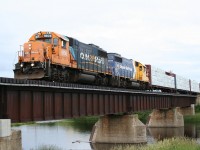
[131,82,140,87]
[77,73,95,83]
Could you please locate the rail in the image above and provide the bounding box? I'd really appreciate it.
[0,77,196,97]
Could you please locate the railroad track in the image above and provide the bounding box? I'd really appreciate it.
[0,77,197,97]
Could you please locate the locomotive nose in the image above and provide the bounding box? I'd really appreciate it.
[23,42,45,62]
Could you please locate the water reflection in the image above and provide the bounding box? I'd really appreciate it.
[148,127,184,140]
[185,124,196,138]
[185,123,200,144]
[13,123,92,150]
[12,121,200,150]
[91,127,185,150]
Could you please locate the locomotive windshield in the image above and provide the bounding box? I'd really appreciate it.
[35,32,52,43]
[35,38,52,43]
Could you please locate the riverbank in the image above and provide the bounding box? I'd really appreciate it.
[11,105,198,127]
[112,137,200,150]
[34,137,200,150]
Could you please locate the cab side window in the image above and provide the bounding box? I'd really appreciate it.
[62,40,66,48]
[135,61,139,67]
[53,38,58,46]
[144,67,146,73]
[139,66,142,71]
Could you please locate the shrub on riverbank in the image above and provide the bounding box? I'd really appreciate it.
[57,116,99,131]
[112,137,200,150]
[136,111,151,124]
[195,105,200,113]
[12,122,35,127]
[184,105,200,123]
[184,112,200,123]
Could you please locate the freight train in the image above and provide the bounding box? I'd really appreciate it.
[14,31,200,94]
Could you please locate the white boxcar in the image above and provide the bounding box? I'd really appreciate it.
[191,80,200,93]
[150,66,175,89]
[176,75,190,91]
[147,65,200,93]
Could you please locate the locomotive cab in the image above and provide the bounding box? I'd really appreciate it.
[134,61,149,83]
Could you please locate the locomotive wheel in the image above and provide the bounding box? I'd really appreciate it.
[103,77,108,86]
[121,79,127,88]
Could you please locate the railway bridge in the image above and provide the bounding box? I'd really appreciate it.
[0,77,197,148]
[0,77,196,122]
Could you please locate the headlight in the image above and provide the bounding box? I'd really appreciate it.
[29,44,32,47]
[20,63,23,67]
[29,47,32,50]
[31,63,34,67]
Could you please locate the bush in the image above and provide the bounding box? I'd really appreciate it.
[195,105,200,113]
[136,111,151,124]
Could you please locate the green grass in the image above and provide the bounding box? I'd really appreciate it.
[35,116,99,132]
[195,105,200,113]
[11,116,99,127]
[30,144,62,150]
[57,116,99,131]
[112,137,200,150]
[12,122,35,127]
[184,112,200,123]
[136,111,151,124]
[184,105,200,123]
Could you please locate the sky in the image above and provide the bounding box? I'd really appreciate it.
[0,0,200,82]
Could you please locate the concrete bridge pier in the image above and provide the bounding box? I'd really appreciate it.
[0,119,22,150]
[196,95,200,105]
[90,114,147,144]
[176,104,195,116]
[147,108,184,127]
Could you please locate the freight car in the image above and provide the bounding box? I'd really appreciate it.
[14,31,148,88]
[13,31,200,94]
[146,65,200,94]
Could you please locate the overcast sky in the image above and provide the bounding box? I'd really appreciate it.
[0,0,200,82]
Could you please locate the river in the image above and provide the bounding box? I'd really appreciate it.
[12,121,200,150]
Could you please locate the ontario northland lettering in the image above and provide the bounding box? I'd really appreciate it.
[80,52,104,64]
